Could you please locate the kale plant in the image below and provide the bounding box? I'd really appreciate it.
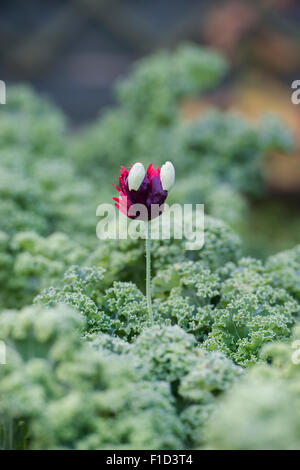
[0,305,184,450]
[205,327,300,449]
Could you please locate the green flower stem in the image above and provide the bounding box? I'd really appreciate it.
[145,221,153,324]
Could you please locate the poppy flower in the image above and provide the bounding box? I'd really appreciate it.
[113,161,175,221]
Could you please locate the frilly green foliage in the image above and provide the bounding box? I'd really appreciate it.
[71,45,292,232]
[34,266,105,334]
[153,253,299,366]
[203,257,300,366]
[0,86,99,247]
[153,262,219,342]
[156,289,216,342]
[205,327,300,449]
[182,111,293,197]
[129,325,242,447]
[0,231,87,309]
[0,306,242,450]
[86,324,242,447]
[0,305,184,449]
[100,281,148,340]
[178,350,243,445]
[0,163,48,235]
[0,85,66,155]
[90,215,242,290]
[37,222,300,367]
[35,266,148,340]
[266,244,300,301]
[132,325,198,382]
[0,86,102,310]
[72,44,228,176]
[116,43,228,124]
[85,331,131,356]
[152,216,242,272]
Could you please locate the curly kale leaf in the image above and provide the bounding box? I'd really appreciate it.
[36,266,148,341]
[205,328,300,450]
[0,305,184,450]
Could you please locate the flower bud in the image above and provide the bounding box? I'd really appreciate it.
[160,161,175,191]
[128,162,146,191]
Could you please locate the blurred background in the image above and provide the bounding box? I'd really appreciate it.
[2,0,300,123]
[0,0,300,262]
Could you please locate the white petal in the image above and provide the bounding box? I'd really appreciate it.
[160,161,175,191]
[128,162,146,191]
